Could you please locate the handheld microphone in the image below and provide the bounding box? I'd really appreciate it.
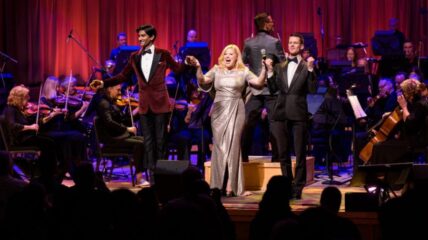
[261,49,266,60]
[66,29,73,43]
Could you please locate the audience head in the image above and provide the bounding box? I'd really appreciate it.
[73,162,96,189]
[259,175,292,212]
[320,186,342,213]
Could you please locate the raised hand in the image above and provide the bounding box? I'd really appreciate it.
[307,56,315,70]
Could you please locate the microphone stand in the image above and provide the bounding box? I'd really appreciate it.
[0,50,18,88]
[317,7,325,58]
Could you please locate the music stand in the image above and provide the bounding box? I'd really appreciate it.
[358,162,413,204]
[113,45,140,75]
[181,42,210,71]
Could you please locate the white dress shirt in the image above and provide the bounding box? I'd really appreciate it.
[287,55,301,87]
[140,44,155,81]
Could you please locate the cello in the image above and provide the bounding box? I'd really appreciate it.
[359,106,403,163]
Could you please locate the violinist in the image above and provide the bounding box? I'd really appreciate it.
[94,78,147,186]
[2,85,59,177]
[365,78,397,127]
[38,76,88,178]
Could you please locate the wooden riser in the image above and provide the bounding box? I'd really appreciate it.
[204,156,315,191]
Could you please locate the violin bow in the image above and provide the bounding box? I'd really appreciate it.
[64,70,73,118]
[126,88,135,127]
[35,80,45,135]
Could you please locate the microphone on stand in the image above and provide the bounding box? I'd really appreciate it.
[66,29,73,44]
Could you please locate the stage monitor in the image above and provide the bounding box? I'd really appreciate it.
[113,45,140,75]
[181,42,211,71]
[371,30,402,56]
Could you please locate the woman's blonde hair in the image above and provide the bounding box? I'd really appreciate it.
[7,85,30,109]
[217,44,246,70]
[42,76,59,100]
[400,78,421,101]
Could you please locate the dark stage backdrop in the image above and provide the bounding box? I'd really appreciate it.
[0,0,427,86]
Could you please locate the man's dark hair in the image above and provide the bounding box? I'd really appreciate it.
[289,33,304,45]
[136,24,157,41]
[254,12,270,32]
[117,32,127,40]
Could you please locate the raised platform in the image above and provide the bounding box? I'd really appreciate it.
[204,156,315,191]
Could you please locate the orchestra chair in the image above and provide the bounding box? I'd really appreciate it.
[93,116,136,186]
[0,116,40,179]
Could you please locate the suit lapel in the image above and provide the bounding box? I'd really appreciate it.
[288,61,304,91]
[281,62,289,91]
[148,49,161,82]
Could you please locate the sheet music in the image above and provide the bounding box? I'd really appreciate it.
[347,94,367,119]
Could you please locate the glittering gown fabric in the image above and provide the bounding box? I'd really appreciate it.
[202,65,257,195]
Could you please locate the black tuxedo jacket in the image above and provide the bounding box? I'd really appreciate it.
[267,60,317,121]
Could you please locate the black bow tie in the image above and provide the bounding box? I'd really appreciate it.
[141,49,152,55]
[287,57,298,64]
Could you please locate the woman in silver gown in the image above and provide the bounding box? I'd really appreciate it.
[189,44,267,196]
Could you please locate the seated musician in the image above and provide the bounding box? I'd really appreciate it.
[397,79,428,162]
[356,79,426,167]
[352,78,400,175]
[39,76,88,179]
[93,78,147,186]
[168,91,213,169]
[2,85,59,178]
[365,78,397,127]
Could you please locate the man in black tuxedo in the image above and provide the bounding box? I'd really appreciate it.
[267,33,317,199]
[241,12,285,161]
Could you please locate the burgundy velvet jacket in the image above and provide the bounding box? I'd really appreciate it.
[110,47,185,114]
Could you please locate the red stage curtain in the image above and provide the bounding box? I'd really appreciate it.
[0,0,427,86]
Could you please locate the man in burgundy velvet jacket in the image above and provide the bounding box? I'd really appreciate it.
[107,24,186,184]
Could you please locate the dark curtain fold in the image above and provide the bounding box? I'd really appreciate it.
[0,0,427,87]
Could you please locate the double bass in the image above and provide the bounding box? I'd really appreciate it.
[359,106,403,163]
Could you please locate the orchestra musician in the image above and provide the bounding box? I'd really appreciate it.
[2,85,59,178]
[93,78,147,186]
[39,76,89,179]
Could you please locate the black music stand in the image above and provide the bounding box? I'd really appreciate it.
[113,45,140,75]
[358,162,413,204]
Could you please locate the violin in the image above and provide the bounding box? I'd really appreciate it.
[359,106,403,163]
[24,102,51,116]
[54,95,84,109]
[115,95,139,109]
